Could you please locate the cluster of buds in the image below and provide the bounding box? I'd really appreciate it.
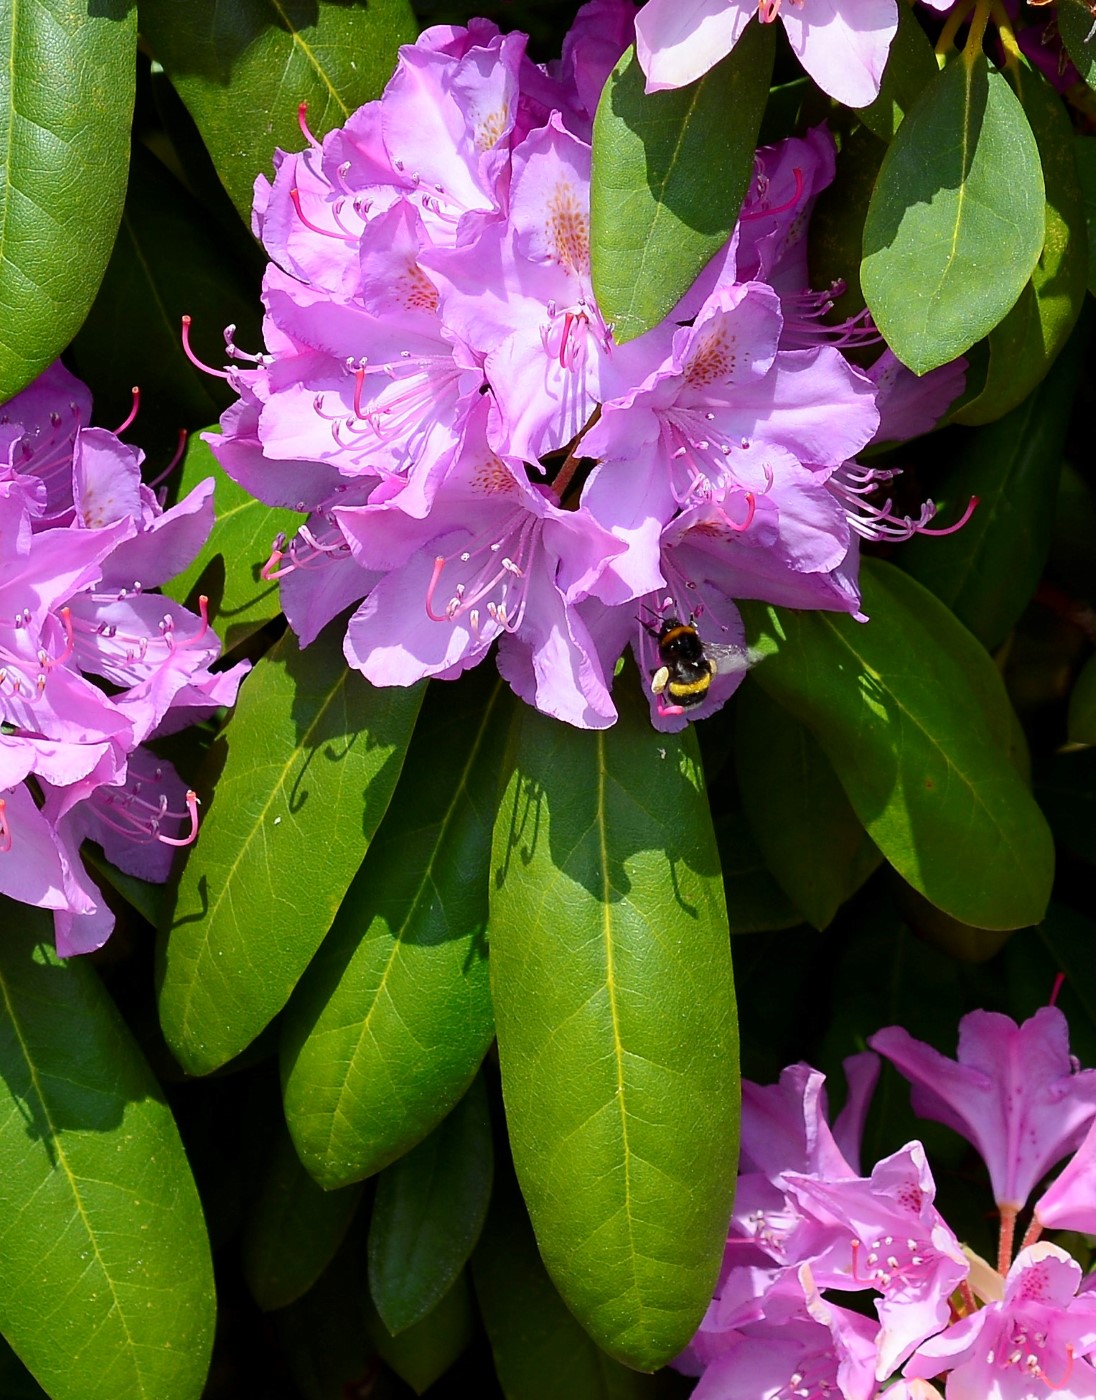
[682,1005,1096,1398]
[0,365,246,953]
[204,0,969,733]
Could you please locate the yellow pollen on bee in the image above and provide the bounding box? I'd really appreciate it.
[685,329,735,387]
[476,104,509,151]
[547,183,590,276]
[471,458,516,494]
[400,262,439,313]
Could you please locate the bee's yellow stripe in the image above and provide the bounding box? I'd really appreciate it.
[668,676,710,698]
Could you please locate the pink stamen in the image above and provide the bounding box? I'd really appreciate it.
[742,166,804,220]
[297,101,321,149]
[47,607,75,668]
[289,187,356,242]
[157,790,201,848]
[181,316,230,380]
[353,363,367,420]
[114,386,140,435]
[0,797,9,854]
[916,494,979,536]
[425,555,453,622]
[1050,971,1065,1006]
[1037,1343,1074,1390]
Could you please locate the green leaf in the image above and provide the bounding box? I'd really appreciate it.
[862,53,1045,374]
[138,0,417,221]
[901,315,1085,650]
[1058,0,1096,87]
[0,906,214,1400]
[280,669,502,1187]
[1070,654,1096,745]
[742,560,1054,930]
[856,1,939,143]
[67,144,262,464]
[242,1119,363,1312]
[714,812,803,935]
[160,429,303,651]
[734,684,880,930]
[1073,135,1096,295]
[954,67,1087,425]
[590,25,774,344]
[157,625,424,1075]
[472,1151,670,1400]
[368,1075,493,1335]
[0,0,135,397]
[364,1272,473,1395]
[489,680,738,1370]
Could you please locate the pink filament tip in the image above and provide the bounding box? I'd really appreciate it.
[114,386,140,435]
[425,555,453,622]
[289,187,356,242]
[1049,971,1065,1006]
[180,316,230,380]
[0,797,9,854]
[917,494,979,537]
[742,166,804,221]
[297,101,321,149]
[158,790,201,848]
[51,606,75,667]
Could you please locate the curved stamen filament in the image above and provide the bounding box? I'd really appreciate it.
[915,494,979,537]
[114,387,140,435]
[289,187,357,243]
[157,790,201,847]
[742,166,804,221]
[0,798,9,854]
[181,317,231,380]
[297,101,321,150]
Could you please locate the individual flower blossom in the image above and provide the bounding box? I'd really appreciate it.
[1032,1116,1096,1237]
[904,1243,1096,1399]
[0,362,247,954]
[869,1008,1096,1213]
[783,1142,970,1378]
[634,0,900,108]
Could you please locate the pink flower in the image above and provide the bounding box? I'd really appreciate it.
[635,0,899,108]
[870,1008,1096,1211]
[904,1244,1096,1399]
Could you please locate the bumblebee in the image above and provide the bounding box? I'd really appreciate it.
[645,616,746,716]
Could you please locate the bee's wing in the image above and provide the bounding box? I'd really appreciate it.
[705,641,751,680]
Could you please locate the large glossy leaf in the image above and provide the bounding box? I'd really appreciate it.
[368,1075,493,1334]
[590,25,774,344]
[280,670,502,1188]
[734,684,880,930]
[472,1152,670,1400]
[489,680,738,1370]
[157,625,424,1075]
[954,67,1087,425]
[741,560,1054,930]
[138,0,417,220]
[901,317,1084,650]
[0,906,214,1400]
[0,0,135,397]
[242,1118,363,1312]
[862,53,1045,374]
[67,144,261,463]
[856,1,937,143]
[161,429,303,651]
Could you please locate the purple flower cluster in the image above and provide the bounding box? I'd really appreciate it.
[209,0,966,732]
[684,1007,1096,1398]
[0,364,247,955]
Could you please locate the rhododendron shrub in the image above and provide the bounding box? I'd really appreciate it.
[0,0,1093,1396]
